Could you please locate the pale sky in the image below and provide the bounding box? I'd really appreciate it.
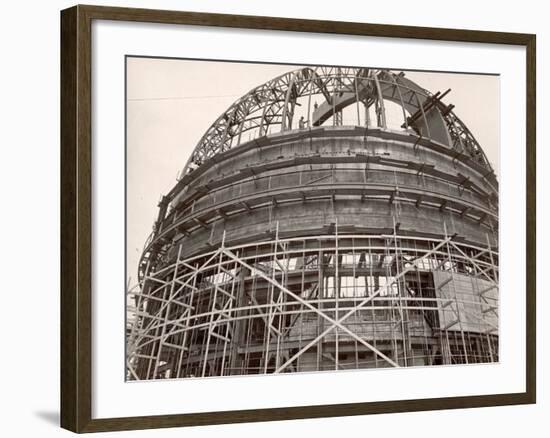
[126,57,499,284]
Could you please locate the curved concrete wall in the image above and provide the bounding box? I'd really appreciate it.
[149,127,498,265]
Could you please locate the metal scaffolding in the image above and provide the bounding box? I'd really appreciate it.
[127,227,498,379]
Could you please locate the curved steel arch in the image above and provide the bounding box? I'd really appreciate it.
[182,67,494,174]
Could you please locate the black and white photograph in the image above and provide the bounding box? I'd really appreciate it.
[125,59,500,381]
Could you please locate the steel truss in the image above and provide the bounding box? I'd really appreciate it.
[183,68,494,173]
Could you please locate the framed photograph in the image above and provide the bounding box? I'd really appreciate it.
[60,4,536,433]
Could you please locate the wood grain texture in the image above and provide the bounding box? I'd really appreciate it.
[60,5,78,432]
[60,4,537,433]
[525,33,536,405]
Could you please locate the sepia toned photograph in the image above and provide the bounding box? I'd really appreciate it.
[125,58,499,381]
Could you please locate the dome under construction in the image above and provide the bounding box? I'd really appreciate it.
[127,67,499,380]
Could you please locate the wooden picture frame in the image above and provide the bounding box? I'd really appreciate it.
[60,4,536,433]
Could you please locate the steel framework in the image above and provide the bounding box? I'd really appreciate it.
[182,68,493,172]
[127,67,499,380]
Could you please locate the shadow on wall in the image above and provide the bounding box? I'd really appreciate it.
[34,410,59,427]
